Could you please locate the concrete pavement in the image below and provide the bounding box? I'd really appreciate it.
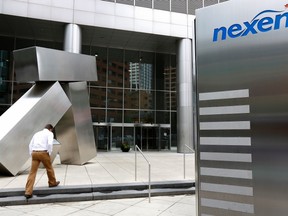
[0,151,196,215]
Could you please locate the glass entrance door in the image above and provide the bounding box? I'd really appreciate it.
[94,124,170,151]
[135,125,161,151]
[160,127,170,150]
[94,125,109,151]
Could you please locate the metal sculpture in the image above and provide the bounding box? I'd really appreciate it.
[0,45,98,176]
[0,82,71,175]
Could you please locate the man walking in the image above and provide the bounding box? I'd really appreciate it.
[24,124,60,199]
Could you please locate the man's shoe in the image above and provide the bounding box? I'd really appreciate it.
[49,181,60,188]
[24,194,33,199]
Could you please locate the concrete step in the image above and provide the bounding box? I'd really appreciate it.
[0,180,195,206]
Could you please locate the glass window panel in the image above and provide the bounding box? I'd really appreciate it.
[124,127,134,148]
[156,90,166,110]
[171,67,176,91]
[91,109,105,122]
[171,111,177,147]
[140,110,154,123]
[108,48,123,87]
[124,110,139,123]
[111,126,122,149]
[0,51,11,104]
[156,53,170,91]
[0,50,10,80]
[107,109,122,122]
[140,52,154,90]
[94,126,109,151]
[171,92,176,110]
[107,88,123,108]
[124,89,139,109]
[156,111,170,124]
[0,92,9,104]
[0,82,11,104]
[125,50,139,89]
[171,54,177,111]
[160,127,170,150]
[90,47,107,87]
[164,91,170,111]
[164,68,170,91]
[90,87,106,108]
[140,89,154,110]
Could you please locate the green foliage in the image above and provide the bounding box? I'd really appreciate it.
[120,142,130,152]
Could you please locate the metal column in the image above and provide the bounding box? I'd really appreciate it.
[177,38,194,153]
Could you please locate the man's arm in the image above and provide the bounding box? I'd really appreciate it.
[47,132,54,155]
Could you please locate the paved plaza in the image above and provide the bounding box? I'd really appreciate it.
[0,151,195,215]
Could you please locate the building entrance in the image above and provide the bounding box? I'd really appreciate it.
[135,124,170,151]
[93,123,170,151]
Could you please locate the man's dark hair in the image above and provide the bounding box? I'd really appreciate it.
[45,124,54,130]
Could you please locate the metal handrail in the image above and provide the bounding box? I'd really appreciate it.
[135,145,151,203]
[184,144,194,179]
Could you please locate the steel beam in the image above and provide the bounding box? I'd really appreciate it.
[0,82,71,175]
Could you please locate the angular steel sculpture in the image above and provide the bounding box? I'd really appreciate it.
[0,24,98,176]
[13,46,98,167]
[0,82,71,175]
[56,82,97,164]
[13,46,97,82]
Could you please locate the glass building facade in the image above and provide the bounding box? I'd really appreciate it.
[88,47,177,151]
[0,0,228,152]
[0,36,177,151]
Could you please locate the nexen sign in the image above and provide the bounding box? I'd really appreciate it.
[213,9,288,42]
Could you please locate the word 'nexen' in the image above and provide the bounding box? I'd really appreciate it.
[213,10,288,42]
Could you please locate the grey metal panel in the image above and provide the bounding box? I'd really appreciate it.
[135,0,152,8]
[13,46,97,82]
[0,82,71,175]
[57,82,97,165]
[196,0,288,215]
[188,0,203,15]
[171,0,187,14]
[116,0,134,6]
[154,0,170,11]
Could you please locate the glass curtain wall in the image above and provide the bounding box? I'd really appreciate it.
[0,36,177,152]
[85,46,177,151]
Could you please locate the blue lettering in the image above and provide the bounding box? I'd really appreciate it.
[228,24,243,38]
[241,20,258,36]
[212,10,288,42]
[258,17,273,32]
[213,27,227,42]
[274,13,288,29]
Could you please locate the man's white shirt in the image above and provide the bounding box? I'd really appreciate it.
[29,128,54,155]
